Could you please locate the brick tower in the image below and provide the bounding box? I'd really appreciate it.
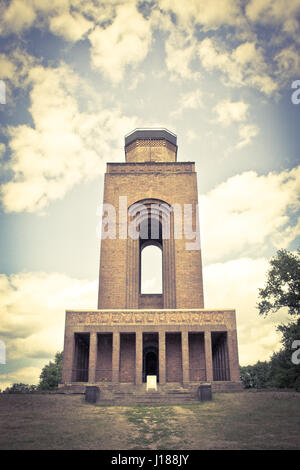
[61,129,242,391]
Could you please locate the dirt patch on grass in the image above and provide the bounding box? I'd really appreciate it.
[172,406,194,415]
[124,405,183,450]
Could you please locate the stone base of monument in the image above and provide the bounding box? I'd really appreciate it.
[198,383,212,401]
[57,381,243,404]
[146,375,157,391]
[85,386,100,403]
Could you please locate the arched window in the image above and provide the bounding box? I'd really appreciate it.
[127,198,176,308]
[140,244,163,294]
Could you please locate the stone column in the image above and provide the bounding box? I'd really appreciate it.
[227,330,240,381]
[159,330,166,385]
[88,332,97,383]
[112,331,120,383]
[135,331,143,385]
[62,331,75,383]
[204,330,213,382]
[181,330,190,385]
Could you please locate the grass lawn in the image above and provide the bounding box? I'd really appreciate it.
[0,391,299,450]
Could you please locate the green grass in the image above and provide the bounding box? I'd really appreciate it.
[0,391,299,449]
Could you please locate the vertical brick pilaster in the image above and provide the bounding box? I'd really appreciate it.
[62,331,75,383]
[227,330,240,381]
[181,330,189,385]
[135,331,143,385]
[204,330,213,382]
[159,330,166,385]
[112,331,120,383]
[88,332,97,383]
[126,237,139,308]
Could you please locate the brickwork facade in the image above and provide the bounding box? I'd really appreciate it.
[61,129,242,391]
[98,160,204,310]
[119,333,136,383]
[96,333,112,382]
[166,333,182,382]
[189,333,206,381]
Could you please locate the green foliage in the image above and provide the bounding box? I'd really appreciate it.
[241,334,300,391]
[257,248,300,317]
[240,361,271,388]
[267,319,300,391]
[38,351,63,390]
[244,249,300,391]
[277,318,300,349]
[3,383,37,393]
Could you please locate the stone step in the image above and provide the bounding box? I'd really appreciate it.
[104,391,192,397]
[58,381,243,401]
[95,390,198,405]
[96,398,198,405]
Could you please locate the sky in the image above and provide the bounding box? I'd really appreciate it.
[0,0,300,389]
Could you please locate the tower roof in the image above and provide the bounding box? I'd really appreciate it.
[125,128,177,147]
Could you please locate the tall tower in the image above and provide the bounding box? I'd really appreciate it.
[61,129,241,391]
[98,128,204,310]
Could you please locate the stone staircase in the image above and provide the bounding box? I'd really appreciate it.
[57,382,200,404]
[94,383,200,405]
[57,381,243,405]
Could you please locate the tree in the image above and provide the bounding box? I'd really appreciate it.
[240,361,272,389]
[38,351,63,390]
[267,320,300,391]
[256,248,300,391]
[3,383,37,393]
[257,248,300,317]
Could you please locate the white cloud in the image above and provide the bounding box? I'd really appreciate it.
[159,0,242,31]
[128,71,145,90]
[0,55,17,81]
[214,100,249,126]
[200,166,300,263]
[171,89,203,117]
[246,0,300,36]
[232,41,258,64]
[0,49,38,101]
[236,123,259,148]
[0,269,98,389]
[198,38,278,95]
[0,0,126,44]
[49,10,93,41]
[161,10,298,90]
[274,45,300,80]
[0,367,44,390]
[0,271,97,364]
[212,100,259,151]
[0,0,68,35]
[164,29,200,81]
[1,61,137,213]
[0,143,5,158]
[88,3,152,83]
[1,0,36,34]
[0,0,298,93]
[204,257,290,365]
[186,129,200,143]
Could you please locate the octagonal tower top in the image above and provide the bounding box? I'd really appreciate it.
[124,128,177,163]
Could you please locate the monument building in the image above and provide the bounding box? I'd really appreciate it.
[61,129,242,392]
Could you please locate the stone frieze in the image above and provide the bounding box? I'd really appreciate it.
[66,310,233,326]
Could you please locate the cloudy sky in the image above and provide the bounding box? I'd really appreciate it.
[0,0,300,389]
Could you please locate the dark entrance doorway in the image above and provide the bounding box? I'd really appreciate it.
[145,351,158,376]
[143,333,159,382]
